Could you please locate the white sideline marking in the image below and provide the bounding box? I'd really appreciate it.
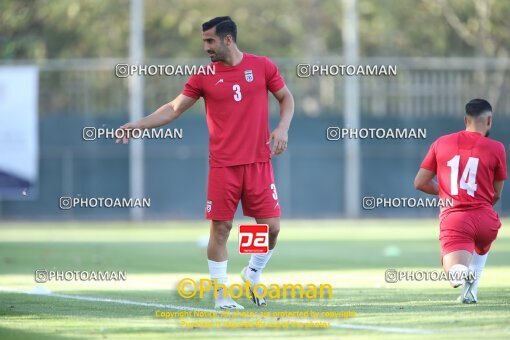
[0,287,433,334]
[0,286,216,312]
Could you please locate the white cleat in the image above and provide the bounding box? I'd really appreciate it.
[214,289,244,310]
[241,266,267,307]
[449,264,469,288]
[457,280,477,304]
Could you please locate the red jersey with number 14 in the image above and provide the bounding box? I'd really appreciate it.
[182,53,286,167]
[421,130,507,214]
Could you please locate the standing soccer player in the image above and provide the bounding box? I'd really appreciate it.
[117,16,294,309]
[414,99,507,303]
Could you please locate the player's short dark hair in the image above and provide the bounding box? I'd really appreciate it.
[465,98,492,117]
[202,16,237,42]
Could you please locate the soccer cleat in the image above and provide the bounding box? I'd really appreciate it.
[457,279,477,304]
[241,266,267,307]
[214,291,245,310]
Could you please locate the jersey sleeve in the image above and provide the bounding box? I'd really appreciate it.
[421,140,438,173]
[181,74,203,99]
[494,142,508,181]
[263,57,286,93]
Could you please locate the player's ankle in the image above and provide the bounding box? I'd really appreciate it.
[245,266,261,282]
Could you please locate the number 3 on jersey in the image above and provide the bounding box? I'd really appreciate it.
[233,84,242,101]
[270,183,278,200]
[447,155,479,197]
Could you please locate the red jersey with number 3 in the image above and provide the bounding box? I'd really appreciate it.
[181,53,286,167]
[421,130,507,214]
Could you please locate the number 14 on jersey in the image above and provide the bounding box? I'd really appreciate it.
[447,155,479,197]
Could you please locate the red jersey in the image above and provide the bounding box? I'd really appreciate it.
[421,130,507,214]
[182,53,286,167]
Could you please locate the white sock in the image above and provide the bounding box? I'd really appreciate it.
[208,259,228,298]
[247,249,274,282]
[469,252,488,297]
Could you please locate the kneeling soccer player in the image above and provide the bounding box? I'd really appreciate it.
[414,99,507,303]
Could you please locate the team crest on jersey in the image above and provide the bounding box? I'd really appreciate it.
[244,70,254,82]
[206,200,212,213]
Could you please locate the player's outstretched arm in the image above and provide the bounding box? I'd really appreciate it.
[116,94,197,144]
[492,180,505,205]
[268,85,294,155]
[414,168,439,195]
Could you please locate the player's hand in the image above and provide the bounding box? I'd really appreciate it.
[115,122,138,144]
[267,127,288,156]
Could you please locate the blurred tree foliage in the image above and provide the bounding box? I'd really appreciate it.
[1,0,509,60]
[0,0,129,59]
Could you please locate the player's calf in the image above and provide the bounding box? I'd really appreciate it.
[442,250,472,287]
[207,220,233,261]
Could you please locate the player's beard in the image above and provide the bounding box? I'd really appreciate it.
[209,53,222,62]
[208,45,227,62]
[485,130,490,137]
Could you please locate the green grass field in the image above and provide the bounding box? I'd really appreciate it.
[1,219,510,339]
